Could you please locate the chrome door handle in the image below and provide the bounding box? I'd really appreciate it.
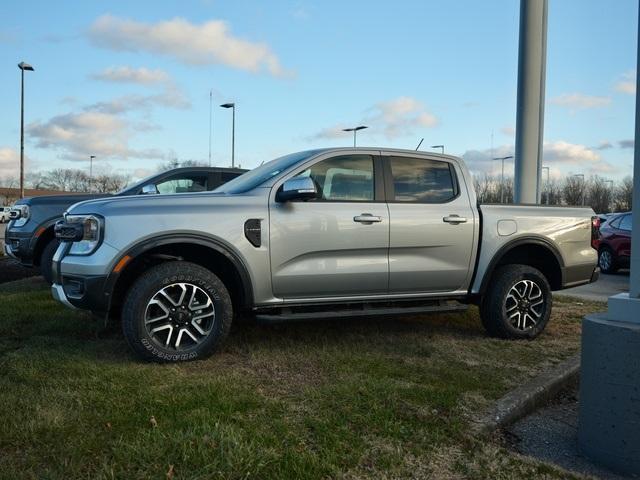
[354,213,382,223]
[443,215,467,224]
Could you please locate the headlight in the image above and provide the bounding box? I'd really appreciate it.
[65,215,103,255]
[11,205,30,227]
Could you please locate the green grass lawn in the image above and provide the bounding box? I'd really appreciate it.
[0,278,603,479]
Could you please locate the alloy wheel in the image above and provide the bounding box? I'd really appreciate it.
[144,283,216,350]
[505,279,545,331]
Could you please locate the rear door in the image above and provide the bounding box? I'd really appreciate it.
[618,214,633,260]
[384,153,476,294]
[269,153,389,299]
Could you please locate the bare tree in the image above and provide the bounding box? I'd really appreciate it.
[587,176,614,213]
[562,176,586,206]
[614,176,633,212]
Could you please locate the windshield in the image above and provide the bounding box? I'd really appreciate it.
[117,172,158,195]
[214,149,326,194]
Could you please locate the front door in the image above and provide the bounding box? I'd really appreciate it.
[385,154,476,293]
[269,153,389,299]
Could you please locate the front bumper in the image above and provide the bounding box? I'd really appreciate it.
[51,241,118,313]
[4,230,35,266]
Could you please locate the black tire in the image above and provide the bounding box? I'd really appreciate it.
[40,239,60,285]
[598,246,618,274]
[122,261,233,362]
[480,264,552,340]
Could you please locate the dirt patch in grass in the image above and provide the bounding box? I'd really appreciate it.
[0,284,600,479]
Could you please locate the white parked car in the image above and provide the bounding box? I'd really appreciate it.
[0,207,12,223]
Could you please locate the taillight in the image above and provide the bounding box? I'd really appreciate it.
[591,216,601,250]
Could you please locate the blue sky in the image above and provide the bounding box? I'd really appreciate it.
[0,0,637,182]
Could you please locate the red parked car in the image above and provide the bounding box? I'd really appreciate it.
[598,212,633,273]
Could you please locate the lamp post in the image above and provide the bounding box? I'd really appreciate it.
[18,61,34,199]
[431,144,445,154]
[493,155,514,204]
[604,179,614,212]
[572,173,585,206]
[342,125,368,147]
[208,89,213,167]
[542,166,550,205]
[220,102,235,167]
[89,155,96,192]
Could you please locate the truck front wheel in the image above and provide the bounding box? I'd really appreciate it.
[480,264,552,339]
[122,261,233,362]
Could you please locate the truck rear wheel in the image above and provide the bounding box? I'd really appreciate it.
[122,261,233,362]
[480,264,552,339]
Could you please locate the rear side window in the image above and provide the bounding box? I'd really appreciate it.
[620,214,633,231]
[389,157,456,203]
[609,217,622,229]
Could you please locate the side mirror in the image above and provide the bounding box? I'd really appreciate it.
[276,177,318,202]
[141,184,159,195]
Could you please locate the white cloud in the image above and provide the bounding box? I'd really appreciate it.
[462,141,608,177]
[367,97,438,138]
[27,111,167,162]
[85,86,191,113]
[310,96,438,141]
[550,93,611,110]
[543,141,600,164]
[614,71,636,95]
[87,15,289,77]
[0,147,19,178]
[501,126,516,137]
[594,140,613,150]
[90,66,171,85]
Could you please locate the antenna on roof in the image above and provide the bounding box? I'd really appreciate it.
[415,138,424,151]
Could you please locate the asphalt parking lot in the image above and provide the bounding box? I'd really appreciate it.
[558,271,630,302]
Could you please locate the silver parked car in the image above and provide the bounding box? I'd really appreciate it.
[51,148,599,362]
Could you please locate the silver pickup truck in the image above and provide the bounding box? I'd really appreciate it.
[51,148,599,362]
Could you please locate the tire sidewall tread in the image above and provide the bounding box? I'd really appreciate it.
[481,264,552,340]
[122,261,232,363]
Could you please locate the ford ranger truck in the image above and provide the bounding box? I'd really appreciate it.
[51,148,599,362]
[5,166,246,284]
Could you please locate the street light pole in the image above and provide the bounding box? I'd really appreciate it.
[89,155,96,191]
[342,125,368,147]
[542,166,550,205]
[493,156,514,204]
[573,173,585,206]
[208,89,213,167]
[431,145,444,154]
[220,103,235,167]
[18,61,34,199]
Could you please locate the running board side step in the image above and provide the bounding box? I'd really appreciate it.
[254,300,467,324]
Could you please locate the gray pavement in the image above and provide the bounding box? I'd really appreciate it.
[556,272,629,302]
[507,391,635,480]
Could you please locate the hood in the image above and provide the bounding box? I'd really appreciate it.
[18,193,111,207]
[66,190,231,216]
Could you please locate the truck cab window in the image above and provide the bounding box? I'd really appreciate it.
[389,157,456,203]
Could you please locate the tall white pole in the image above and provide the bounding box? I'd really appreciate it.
[630,19,640,299]
[514,0,548,204]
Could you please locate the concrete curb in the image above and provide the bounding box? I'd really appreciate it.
[473,353,580,435]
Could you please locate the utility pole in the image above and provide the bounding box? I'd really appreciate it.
[514,0,548,204]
